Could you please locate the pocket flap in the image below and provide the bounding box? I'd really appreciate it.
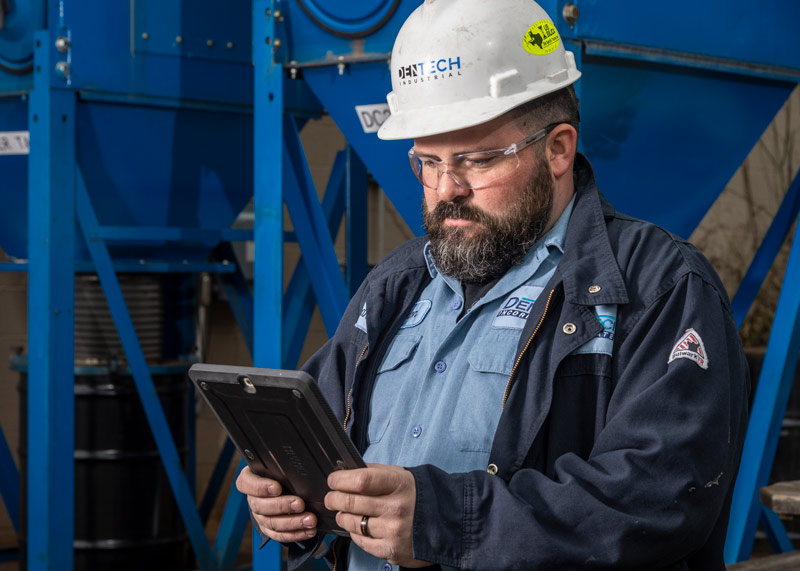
[377,334,422,374]
[467,330,519,375]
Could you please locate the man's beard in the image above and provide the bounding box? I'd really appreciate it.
[423,157,554,284]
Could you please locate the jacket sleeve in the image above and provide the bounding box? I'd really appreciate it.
[407,271,750,570]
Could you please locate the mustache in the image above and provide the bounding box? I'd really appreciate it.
[427,200,494,226]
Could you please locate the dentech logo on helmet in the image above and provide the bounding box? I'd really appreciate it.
[397,57,462,85]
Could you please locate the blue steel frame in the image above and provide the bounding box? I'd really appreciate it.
[250,2,284,567]
[725,165,800,562]
[205,6,369,567]
[27,31,76,570]
[11,3,366,569]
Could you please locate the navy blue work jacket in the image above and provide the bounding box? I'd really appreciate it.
[290,155,750,570]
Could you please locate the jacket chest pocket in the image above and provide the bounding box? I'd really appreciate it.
[546,352,613,463]
[448,329,521,453]
[367,334,422,444]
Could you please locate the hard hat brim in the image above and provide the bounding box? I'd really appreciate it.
[377,69,581,141]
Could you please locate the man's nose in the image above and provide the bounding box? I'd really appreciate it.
[437,169,470,201]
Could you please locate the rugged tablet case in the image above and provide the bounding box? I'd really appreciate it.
[188,363,365,536]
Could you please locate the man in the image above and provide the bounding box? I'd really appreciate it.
[238,0,749,569]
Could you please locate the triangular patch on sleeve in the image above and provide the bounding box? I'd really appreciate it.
[668,328,708,370]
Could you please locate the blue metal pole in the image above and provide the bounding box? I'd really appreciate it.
[27,30,76,571]
[0,425,19,532]
[251,2,283,569]
[759,505,794,553]
[213,460,255,568]
[346,144,368,297]
[75,172,215,569]
[731,168,800,327]
[283,120,349,334]
[725,216,800,563]
[200,439,237,525]
[283,148,347,367]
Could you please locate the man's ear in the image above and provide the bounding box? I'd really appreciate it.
[546,124,578,178]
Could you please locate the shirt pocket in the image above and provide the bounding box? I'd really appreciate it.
[368,334,422,445]
[448,330,520,452]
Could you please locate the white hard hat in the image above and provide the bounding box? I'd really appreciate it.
[377,0,581,141]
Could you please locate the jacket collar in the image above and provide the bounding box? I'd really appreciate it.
[558,153,629,306]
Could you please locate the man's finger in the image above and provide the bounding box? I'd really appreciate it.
[324,489,377,516]
[248,493,306,517]
[236,466,282,497]
[336,511,380,540]
[327,467,403,495]
[255,513,318,543]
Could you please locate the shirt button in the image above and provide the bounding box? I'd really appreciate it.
[451,299,463,310]
[411,425,422,438]
[382,564,393,571]
[434,360,447,373]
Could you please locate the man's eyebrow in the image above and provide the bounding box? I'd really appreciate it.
[414,144,502,159]
[412,149,441,160]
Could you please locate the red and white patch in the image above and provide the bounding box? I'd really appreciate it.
[668,328,708,370]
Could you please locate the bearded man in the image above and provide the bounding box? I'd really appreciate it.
[237,1,749,569]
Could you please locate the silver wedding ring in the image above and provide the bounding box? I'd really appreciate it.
[360,515,371,538]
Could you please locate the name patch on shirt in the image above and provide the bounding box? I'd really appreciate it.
[401,299,432,329]
[492,286,544,330]
[572,304,617,356]
[355,302,367,333]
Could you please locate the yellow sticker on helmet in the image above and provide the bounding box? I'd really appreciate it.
[523,20,560,55]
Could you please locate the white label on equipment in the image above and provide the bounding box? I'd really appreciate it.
[0,131,30,155]
[355,104,390,134]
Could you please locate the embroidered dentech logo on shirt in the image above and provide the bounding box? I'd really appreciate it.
[668,328,708,370]
[493,286,544,329]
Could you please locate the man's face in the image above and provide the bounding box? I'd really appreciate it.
[414,116,555,284]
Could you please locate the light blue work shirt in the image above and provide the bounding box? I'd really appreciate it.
[348,197,616,571]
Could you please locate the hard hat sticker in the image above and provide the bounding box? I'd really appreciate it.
[523,20,560,55]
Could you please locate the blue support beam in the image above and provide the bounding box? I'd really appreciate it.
[283,118,349,335]
[90,226,254,243]
[346,144,368,297]
[760,505,795,554]
[725,217,800,563]
[213,460,253,568]
[0,425,19,532]
[250,2,284,569]
[732,168,800,327]
[218,243,256,358]
[200,439,237,526]
[75,171,215,569]
[26,31,76,571]
[283,147,347,367]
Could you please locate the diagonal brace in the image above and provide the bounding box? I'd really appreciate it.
[75,170,215,570]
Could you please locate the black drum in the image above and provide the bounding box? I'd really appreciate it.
[18,368,189,570]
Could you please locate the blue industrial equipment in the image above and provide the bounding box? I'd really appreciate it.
[1,0,266,569]
[2,0,800,569]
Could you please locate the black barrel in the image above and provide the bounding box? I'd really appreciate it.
[18,368,189,570]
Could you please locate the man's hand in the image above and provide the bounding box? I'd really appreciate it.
[325,464,430,568]
[235,466,318,542]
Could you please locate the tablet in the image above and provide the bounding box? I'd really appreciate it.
[187,363,365,536]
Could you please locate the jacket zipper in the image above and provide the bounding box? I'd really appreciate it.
[502,288,555,410]
[343,343,369,432]
[332,537,338,571]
